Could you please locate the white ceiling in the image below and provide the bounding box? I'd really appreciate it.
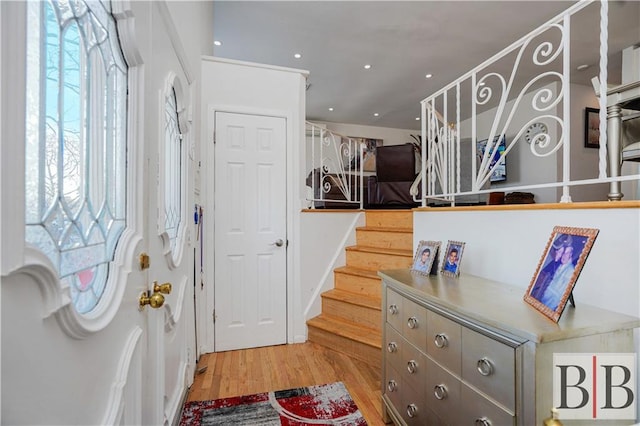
[211,1,640,130]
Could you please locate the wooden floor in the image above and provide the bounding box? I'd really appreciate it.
[186,342,387,425]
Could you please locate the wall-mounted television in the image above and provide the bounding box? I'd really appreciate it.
[477,135,507,182]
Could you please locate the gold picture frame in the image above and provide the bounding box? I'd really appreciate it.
[524,226,599,322]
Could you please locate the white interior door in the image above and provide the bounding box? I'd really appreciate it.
[214,111,287,351]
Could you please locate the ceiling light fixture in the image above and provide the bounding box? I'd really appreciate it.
[294,53,302,59]
[425,73,433,79]
[328,107,334,111]
[364,64,371,70]
[374,113,379,117]
[214,40,222,46]
[415,117,420,121]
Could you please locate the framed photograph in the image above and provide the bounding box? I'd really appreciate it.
[346,137,383,172]
[440,240,465,277]
[411,240,440,276]
[584,107,600,148]
[524,226,599,322]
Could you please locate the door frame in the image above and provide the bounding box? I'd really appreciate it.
[201,103,302,353]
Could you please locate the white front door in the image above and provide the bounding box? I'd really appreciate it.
[214,111,287,351]
[0,2,198,425]
[142,4,197,423]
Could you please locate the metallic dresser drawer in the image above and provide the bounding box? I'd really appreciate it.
[426,310,462,375]
[424,356,462,426]
[401,296,428,352]
[460,382,515,426]
[402,339,427,395]
[461,327,516,411]
[384,360,403,413]
[386,288,404,332]
[384,324,404,374]
[398,379,427,426]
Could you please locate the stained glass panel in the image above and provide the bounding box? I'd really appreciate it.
[164,88,182,257]
[25,0,128,314]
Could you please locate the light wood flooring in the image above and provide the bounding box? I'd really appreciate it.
[186,342,386,425]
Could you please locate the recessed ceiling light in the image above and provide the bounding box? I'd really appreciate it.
[294,53,302,59]
[364,64,372,70]
[214,40,222,46]
[577,64,589,71]
[328,107,334,111]
[374,113,379,117]
[415,117,420,121]
[425,73,433,79]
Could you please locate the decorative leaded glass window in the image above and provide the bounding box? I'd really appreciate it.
[164,87,182,256]
[25,0,128,314]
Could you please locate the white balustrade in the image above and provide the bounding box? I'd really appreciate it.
[419,0,640,205]
[305,122,365,208]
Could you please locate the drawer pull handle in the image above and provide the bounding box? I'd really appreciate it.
[407,360,418,374]
[387,380,397,392]
[387,342,398,353]
[434,333,448,348]
[388,304,399,315]
[407,316,419,329]
[477,357,494,376]
[406,403,418,418]
[474,417,491,426]
[434,384,448,400]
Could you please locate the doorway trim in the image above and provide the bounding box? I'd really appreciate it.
[201,103,302,353]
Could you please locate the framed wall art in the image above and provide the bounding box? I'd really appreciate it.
[524,226,599,322]
[584,107,600,148]
[345,137,383,172]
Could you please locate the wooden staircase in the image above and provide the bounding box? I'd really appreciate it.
[306,210,414,367]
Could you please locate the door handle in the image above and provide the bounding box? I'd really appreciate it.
[139,281,172,310]
[271,239,284,247]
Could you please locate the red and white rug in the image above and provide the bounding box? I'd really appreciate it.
[180,381,367,425]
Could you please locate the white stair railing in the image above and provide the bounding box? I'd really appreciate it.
[305,122,364,208]
[420,0,640,205]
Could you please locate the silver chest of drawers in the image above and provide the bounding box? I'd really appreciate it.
[380,269,640,426]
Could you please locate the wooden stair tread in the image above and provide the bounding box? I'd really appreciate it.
[334,266,381,279]
[321,289,381,309]
[357,226,412,233]
[307,315,381,348]
[346,245,413,256]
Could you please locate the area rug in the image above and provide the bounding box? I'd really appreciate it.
[180,381,367,425]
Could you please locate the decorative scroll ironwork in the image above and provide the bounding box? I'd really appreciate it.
[420,1,609,205]
[306,123,364,208]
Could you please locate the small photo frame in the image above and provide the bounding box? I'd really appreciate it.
[411,240,440,276]
[584,107,600,148]
[524,226,599,322]
[441,240,465,277]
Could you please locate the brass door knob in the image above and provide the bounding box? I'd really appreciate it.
[139,281,171,310]
[139,291,165,310]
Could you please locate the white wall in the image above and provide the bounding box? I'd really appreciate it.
[299,212,364,340]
